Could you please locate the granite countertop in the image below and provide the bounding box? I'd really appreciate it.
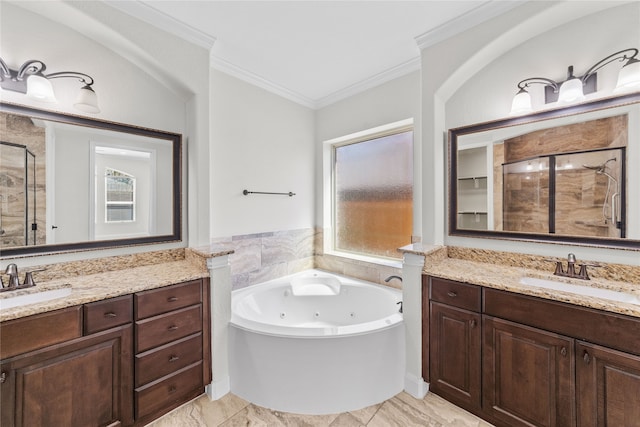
[424,257,640,319]
[0,259,209,323]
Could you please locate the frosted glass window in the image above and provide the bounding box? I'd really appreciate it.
[105,168,135,222]
[334,130,413,259]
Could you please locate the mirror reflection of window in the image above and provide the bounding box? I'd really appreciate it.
[105,168,135,222]
[93,145,153,240]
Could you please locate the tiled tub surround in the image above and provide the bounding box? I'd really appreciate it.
[417,246,640,318]
[210,228,403,291]
[0,248,228,322]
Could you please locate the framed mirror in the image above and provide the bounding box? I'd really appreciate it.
[449,92,640,249]
[0,102,182,257]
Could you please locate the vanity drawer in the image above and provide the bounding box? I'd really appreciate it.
[135,362,203,420]
[0,307,82,359]
[135,280,202,320]
[84,295,133,334]
[135,304,202,353]
[430,277,481,312]
[135,333,202,387]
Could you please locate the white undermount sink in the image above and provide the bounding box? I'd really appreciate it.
[519,276,640,305]
[0,287,72,311]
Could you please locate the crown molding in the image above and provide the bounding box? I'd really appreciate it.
[209,55,317,109]
[415,0,526,50]
[315,57,421,109]
[103,0,520,109]
[103,0,216,51]
[211,54,420,110]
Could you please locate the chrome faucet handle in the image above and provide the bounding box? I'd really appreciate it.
[576,263,601,281]
[544,258,565,276]
[21,268,45,288]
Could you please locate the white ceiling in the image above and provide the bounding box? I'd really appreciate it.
[107,1,523,108]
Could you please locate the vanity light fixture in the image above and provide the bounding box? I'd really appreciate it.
[0,57,100,113]
[510,48,640,115]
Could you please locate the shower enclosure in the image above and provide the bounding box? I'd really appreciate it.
[0,141,38,246]
[503,147,625,238]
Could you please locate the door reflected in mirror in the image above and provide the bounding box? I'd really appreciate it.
[449,94,640,249]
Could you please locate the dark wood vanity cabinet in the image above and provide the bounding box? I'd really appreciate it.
[0,302,134,427]
[576,341,640,427]
[428,278,482,411]
[0,277,211,427]
[133,279,210,424]
[424,275,640,427]
[482,316,575,427]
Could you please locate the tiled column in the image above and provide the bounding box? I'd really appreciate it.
[402,252,428,398]
[206,254,231,400]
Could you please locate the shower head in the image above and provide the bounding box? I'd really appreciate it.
[583,157,616,173]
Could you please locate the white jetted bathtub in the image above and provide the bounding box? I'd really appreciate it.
[229,269,405,415]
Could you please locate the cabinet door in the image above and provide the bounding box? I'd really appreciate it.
[0,325,133,427]
[429,302,481,411]
[576,341,640,427]
[483,316,575,427]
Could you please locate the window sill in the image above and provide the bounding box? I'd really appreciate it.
[323,250,403,269]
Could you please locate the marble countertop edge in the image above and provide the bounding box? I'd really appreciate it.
[423,257,640,319]
[0,260,209,323]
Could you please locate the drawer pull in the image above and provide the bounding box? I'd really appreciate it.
[168,385,177,394]
[104,312,117,318]
[168,325,179,331]
[169,355,180,363]
[0,371,6,384]
[583,351,591,364]
[167,296,178,302]
[447,291,457,298]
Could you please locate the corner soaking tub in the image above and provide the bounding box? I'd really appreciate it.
[229,269,405,415]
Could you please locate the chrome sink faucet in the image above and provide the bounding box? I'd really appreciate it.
[1,264,42,291]
[550,253,598,281]
[3,264,20,289]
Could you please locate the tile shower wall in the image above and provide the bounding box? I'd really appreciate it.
[212,228,403,290]
[0,112,47,248]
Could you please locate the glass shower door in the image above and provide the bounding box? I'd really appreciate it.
[0,141,37,246]
[503,157,550,234]
[555,148,624,238]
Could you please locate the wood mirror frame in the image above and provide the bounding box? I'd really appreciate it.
[0,102,182,257]
[448,92,640,249]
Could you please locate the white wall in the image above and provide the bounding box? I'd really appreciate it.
[1,2,211,266]
[422,1,640,265]
[316,71,422,238]
[209,69,315,237]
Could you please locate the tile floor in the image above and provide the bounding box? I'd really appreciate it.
[146,392,494,426]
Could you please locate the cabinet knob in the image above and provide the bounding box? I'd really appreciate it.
[583,351,591,364]
[560,346,567,357]
[0,371,6,384]
[469,319,477,328]
[447,291,457,298]
[168,385,177,394]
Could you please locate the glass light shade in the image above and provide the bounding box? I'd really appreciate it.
[558,77,585,103]
[26,75,57,103]
[614,59,640,92]
[74,85,100,113]
[510,89,532,115]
